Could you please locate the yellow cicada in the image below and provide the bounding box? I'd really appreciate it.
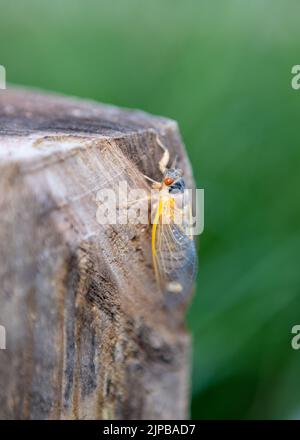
[145,136,198,296]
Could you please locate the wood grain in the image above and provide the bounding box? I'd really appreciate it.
[0,87,195,420]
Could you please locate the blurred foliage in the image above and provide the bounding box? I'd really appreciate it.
[1,0,299,419]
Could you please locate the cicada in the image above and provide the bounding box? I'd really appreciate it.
[146,136,198,296]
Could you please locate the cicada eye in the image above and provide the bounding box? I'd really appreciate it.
[164,177,174,186]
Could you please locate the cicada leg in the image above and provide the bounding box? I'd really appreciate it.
[156,136,170,174]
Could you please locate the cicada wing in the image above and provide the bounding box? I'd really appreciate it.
[153,209,197,296]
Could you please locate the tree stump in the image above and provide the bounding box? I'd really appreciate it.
[0,87,195,420]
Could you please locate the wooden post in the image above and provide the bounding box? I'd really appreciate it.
[0,87,195,420]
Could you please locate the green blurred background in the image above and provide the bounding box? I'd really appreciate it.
[1,0,300,419]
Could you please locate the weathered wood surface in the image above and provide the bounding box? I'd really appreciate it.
[0,87,195,420]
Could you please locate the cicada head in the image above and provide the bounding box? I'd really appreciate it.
[162,168,185,194]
